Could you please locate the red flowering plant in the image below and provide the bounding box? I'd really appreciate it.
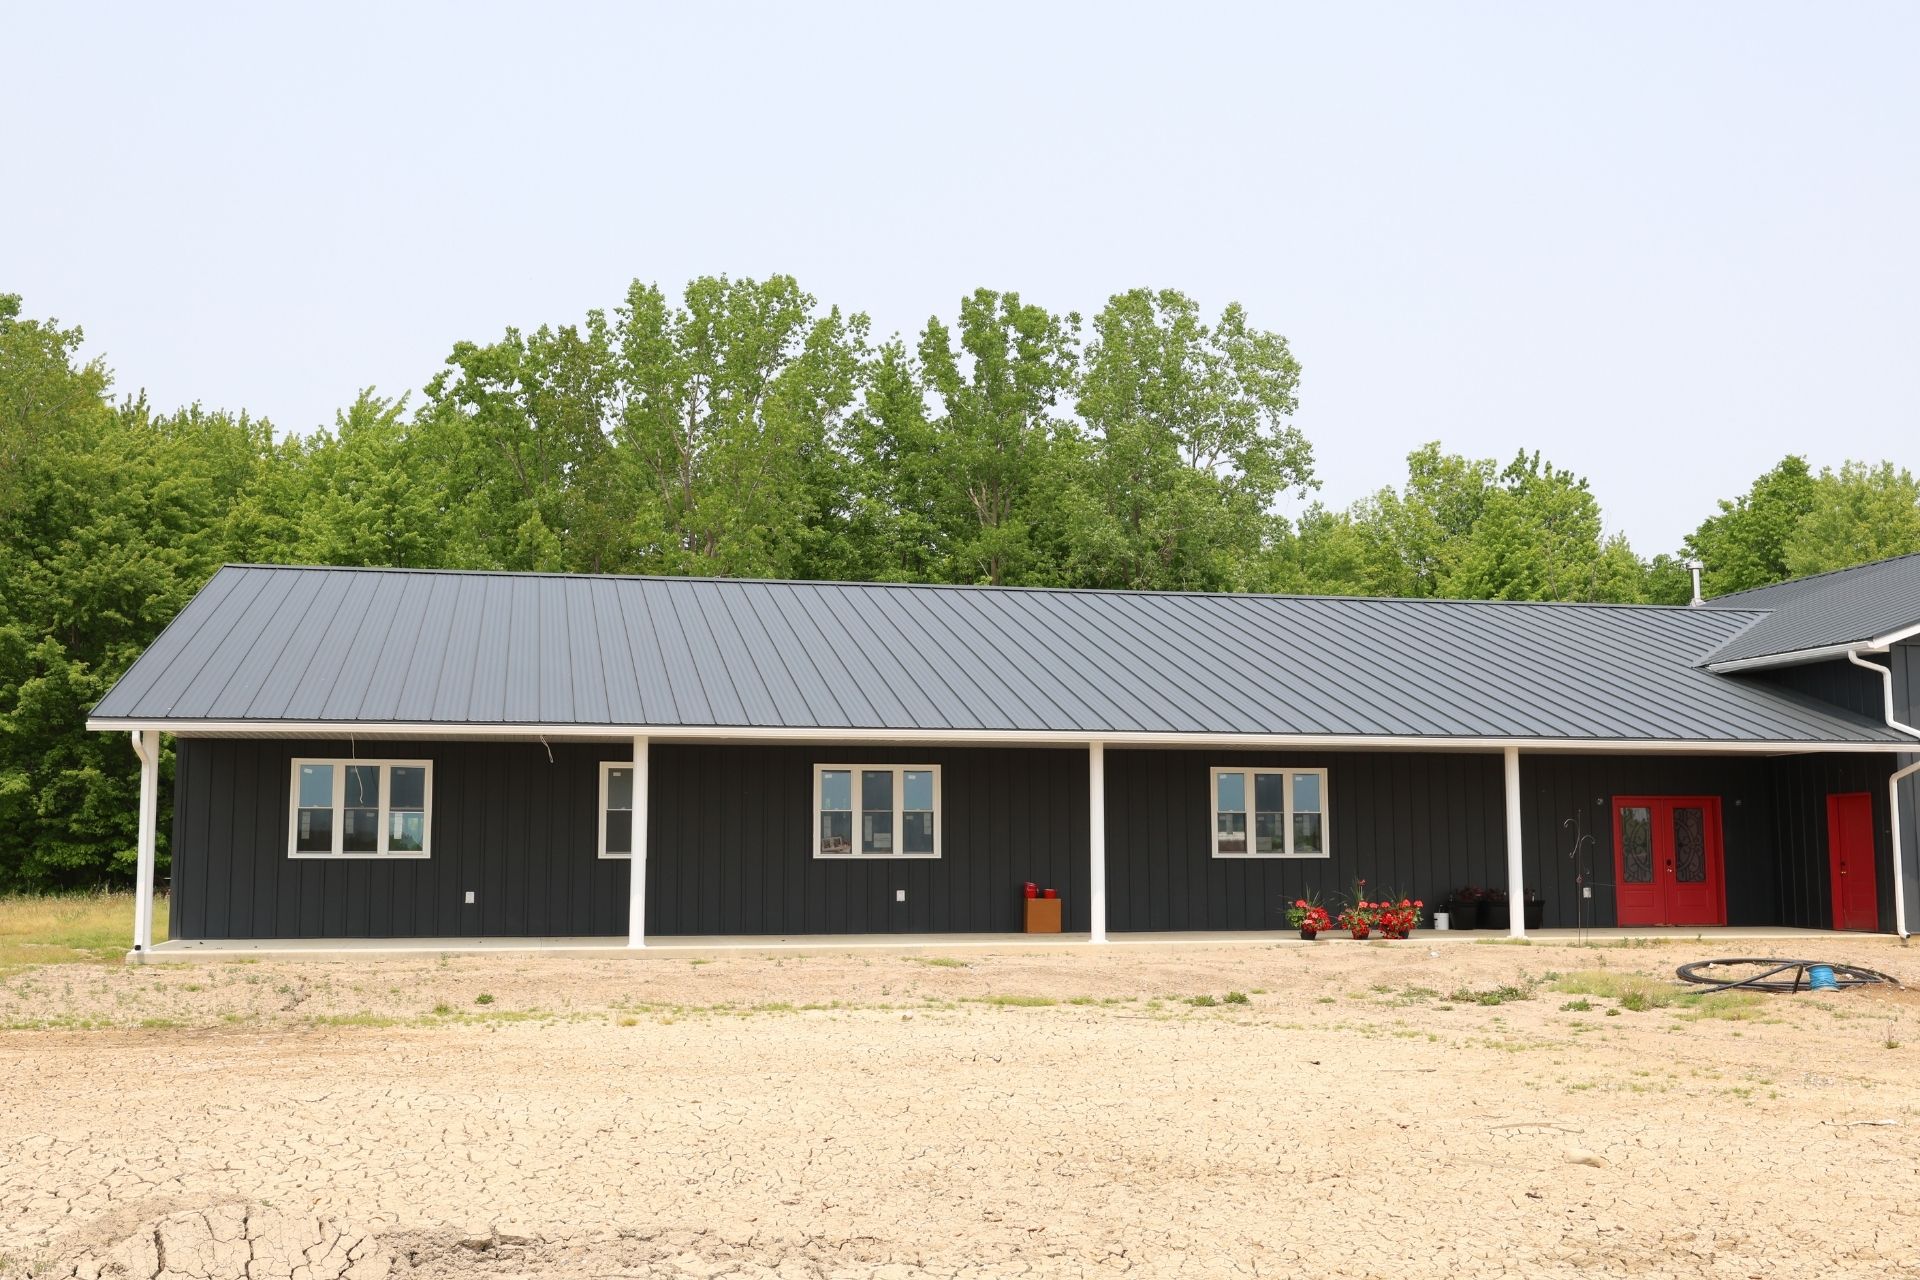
[1285,890,1332,935]
[1336,879,1381,938]
[1376,897,1425,939]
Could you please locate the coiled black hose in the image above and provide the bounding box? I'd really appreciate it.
[1675,958,1901,993]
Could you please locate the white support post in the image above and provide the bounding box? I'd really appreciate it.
[628,735,649,948]
[1089,742,1107,943]
[130,730,159,954]
[1504,745,1525,939]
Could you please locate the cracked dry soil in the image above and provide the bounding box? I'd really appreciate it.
[4,940,1920,1279]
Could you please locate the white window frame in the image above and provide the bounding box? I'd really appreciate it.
[287,758,433,859]
[599,760,636,859]
[1208,766,1329,859]
[812,764,942,859]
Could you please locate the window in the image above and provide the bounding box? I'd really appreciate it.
[814,765,940,858]
[288,760,431,858]
[1209,766,1327,858]
[599,761,635,859]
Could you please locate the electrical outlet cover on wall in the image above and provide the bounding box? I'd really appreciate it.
[896,889,906,902]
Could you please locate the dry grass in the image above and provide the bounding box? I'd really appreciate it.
[0,891,163,972]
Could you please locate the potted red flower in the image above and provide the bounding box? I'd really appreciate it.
[1336,879,1379,939]
[1376,897,1424,939]
[1286,892,1332,940]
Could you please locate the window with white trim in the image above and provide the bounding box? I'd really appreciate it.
[289,759,431,858]
[1209,766,1327,858]
[599,761,635,859]
[814,765,940,858]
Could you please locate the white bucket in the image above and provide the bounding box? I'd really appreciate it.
[1432,912,1451,931]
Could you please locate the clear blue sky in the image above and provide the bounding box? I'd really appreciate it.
[6,2,1914,555]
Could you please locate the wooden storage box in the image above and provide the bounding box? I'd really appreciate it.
[1023,897,1062,933]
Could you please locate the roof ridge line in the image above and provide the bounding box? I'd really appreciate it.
[216,564,1767,615]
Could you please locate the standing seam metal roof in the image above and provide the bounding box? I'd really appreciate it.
[1699,553,1920,666]
[87,564,1908,746]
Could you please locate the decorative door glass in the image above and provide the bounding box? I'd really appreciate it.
[1672,807,1706,883]
[1620,806,1653,884]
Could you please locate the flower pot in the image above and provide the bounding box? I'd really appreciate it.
[1299,928,1318,941]
[1349,927,1371,940]
[1383,929,1408,940]
[1448,900,1482,930]
[1524,898,1545,930]
[1482,899,1511,931]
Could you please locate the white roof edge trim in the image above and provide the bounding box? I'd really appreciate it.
[83,718,1908,754]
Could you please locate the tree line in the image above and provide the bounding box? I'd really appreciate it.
[3,281,1916,888]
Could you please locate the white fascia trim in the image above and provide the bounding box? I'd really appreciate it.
[82,718,1911,755]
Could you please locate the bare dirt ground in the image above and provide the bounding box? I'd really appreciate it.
[4,938,1920,1280]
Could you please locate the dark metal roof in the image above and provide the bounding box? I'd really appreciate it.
[1699,553,1920,667]
[87,565,1907,745]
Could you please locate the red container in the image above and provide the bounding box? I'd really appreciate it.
[1023,882,1038,899]
[1042,888,1058,899]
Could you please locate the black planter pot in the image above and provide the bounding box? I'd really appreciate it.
[1524,899,1545,930]
[1483,899,1511,931]
[1447,900,1482,931]
[1299,929,1319,941]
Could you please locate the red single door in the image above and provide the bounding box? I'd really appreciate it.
[1614,797,1726,927]
[1827,793,1879,932]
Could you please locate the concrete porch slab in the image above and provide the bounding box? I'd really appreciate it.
[126,925,1895,963]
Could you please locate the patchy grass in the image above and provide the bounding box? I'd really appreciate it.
[973,994,1057,1007]
[1446,982,1534,1006]
[909,956,969,968]
[0,891,168,971]
[1551,970,1765,1019]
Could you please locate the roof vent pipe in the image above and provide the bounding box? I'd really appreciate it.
[1686,559,1705,606]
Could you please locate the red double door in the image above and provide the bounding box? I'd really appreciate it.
[1614,797,1726,927]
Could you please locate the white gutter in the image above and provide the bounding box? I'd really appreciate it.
[81,717,1910,755]
[1847,649,1920,939]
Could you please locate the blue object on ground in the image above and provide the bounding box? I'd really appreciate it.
[1808,964,1838,991]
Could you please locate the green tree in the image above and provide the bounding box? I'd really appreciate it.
[419,315,627,572]
[612,275,868,579]
[1784,461,1920,576]
[1683,455,1817,596]
[1067,289,1312,591]
[0,297,279,886]
[1447,451,1621,601]
[291,390,447,568]
[916,289,1081,585]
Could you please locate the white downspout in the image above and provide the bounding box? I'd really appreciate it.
[129,729,160,955]
[1847,650,1919,938]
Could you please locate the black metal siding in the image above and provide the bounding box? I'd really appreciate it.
[1101,750,1510,931]
[1746,659,1884,720]
[170,739,631,939]
[1105,749,1894,932]
[171,739,1896,938]
[170,740,1089,939]
[1515,753,1893,931]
